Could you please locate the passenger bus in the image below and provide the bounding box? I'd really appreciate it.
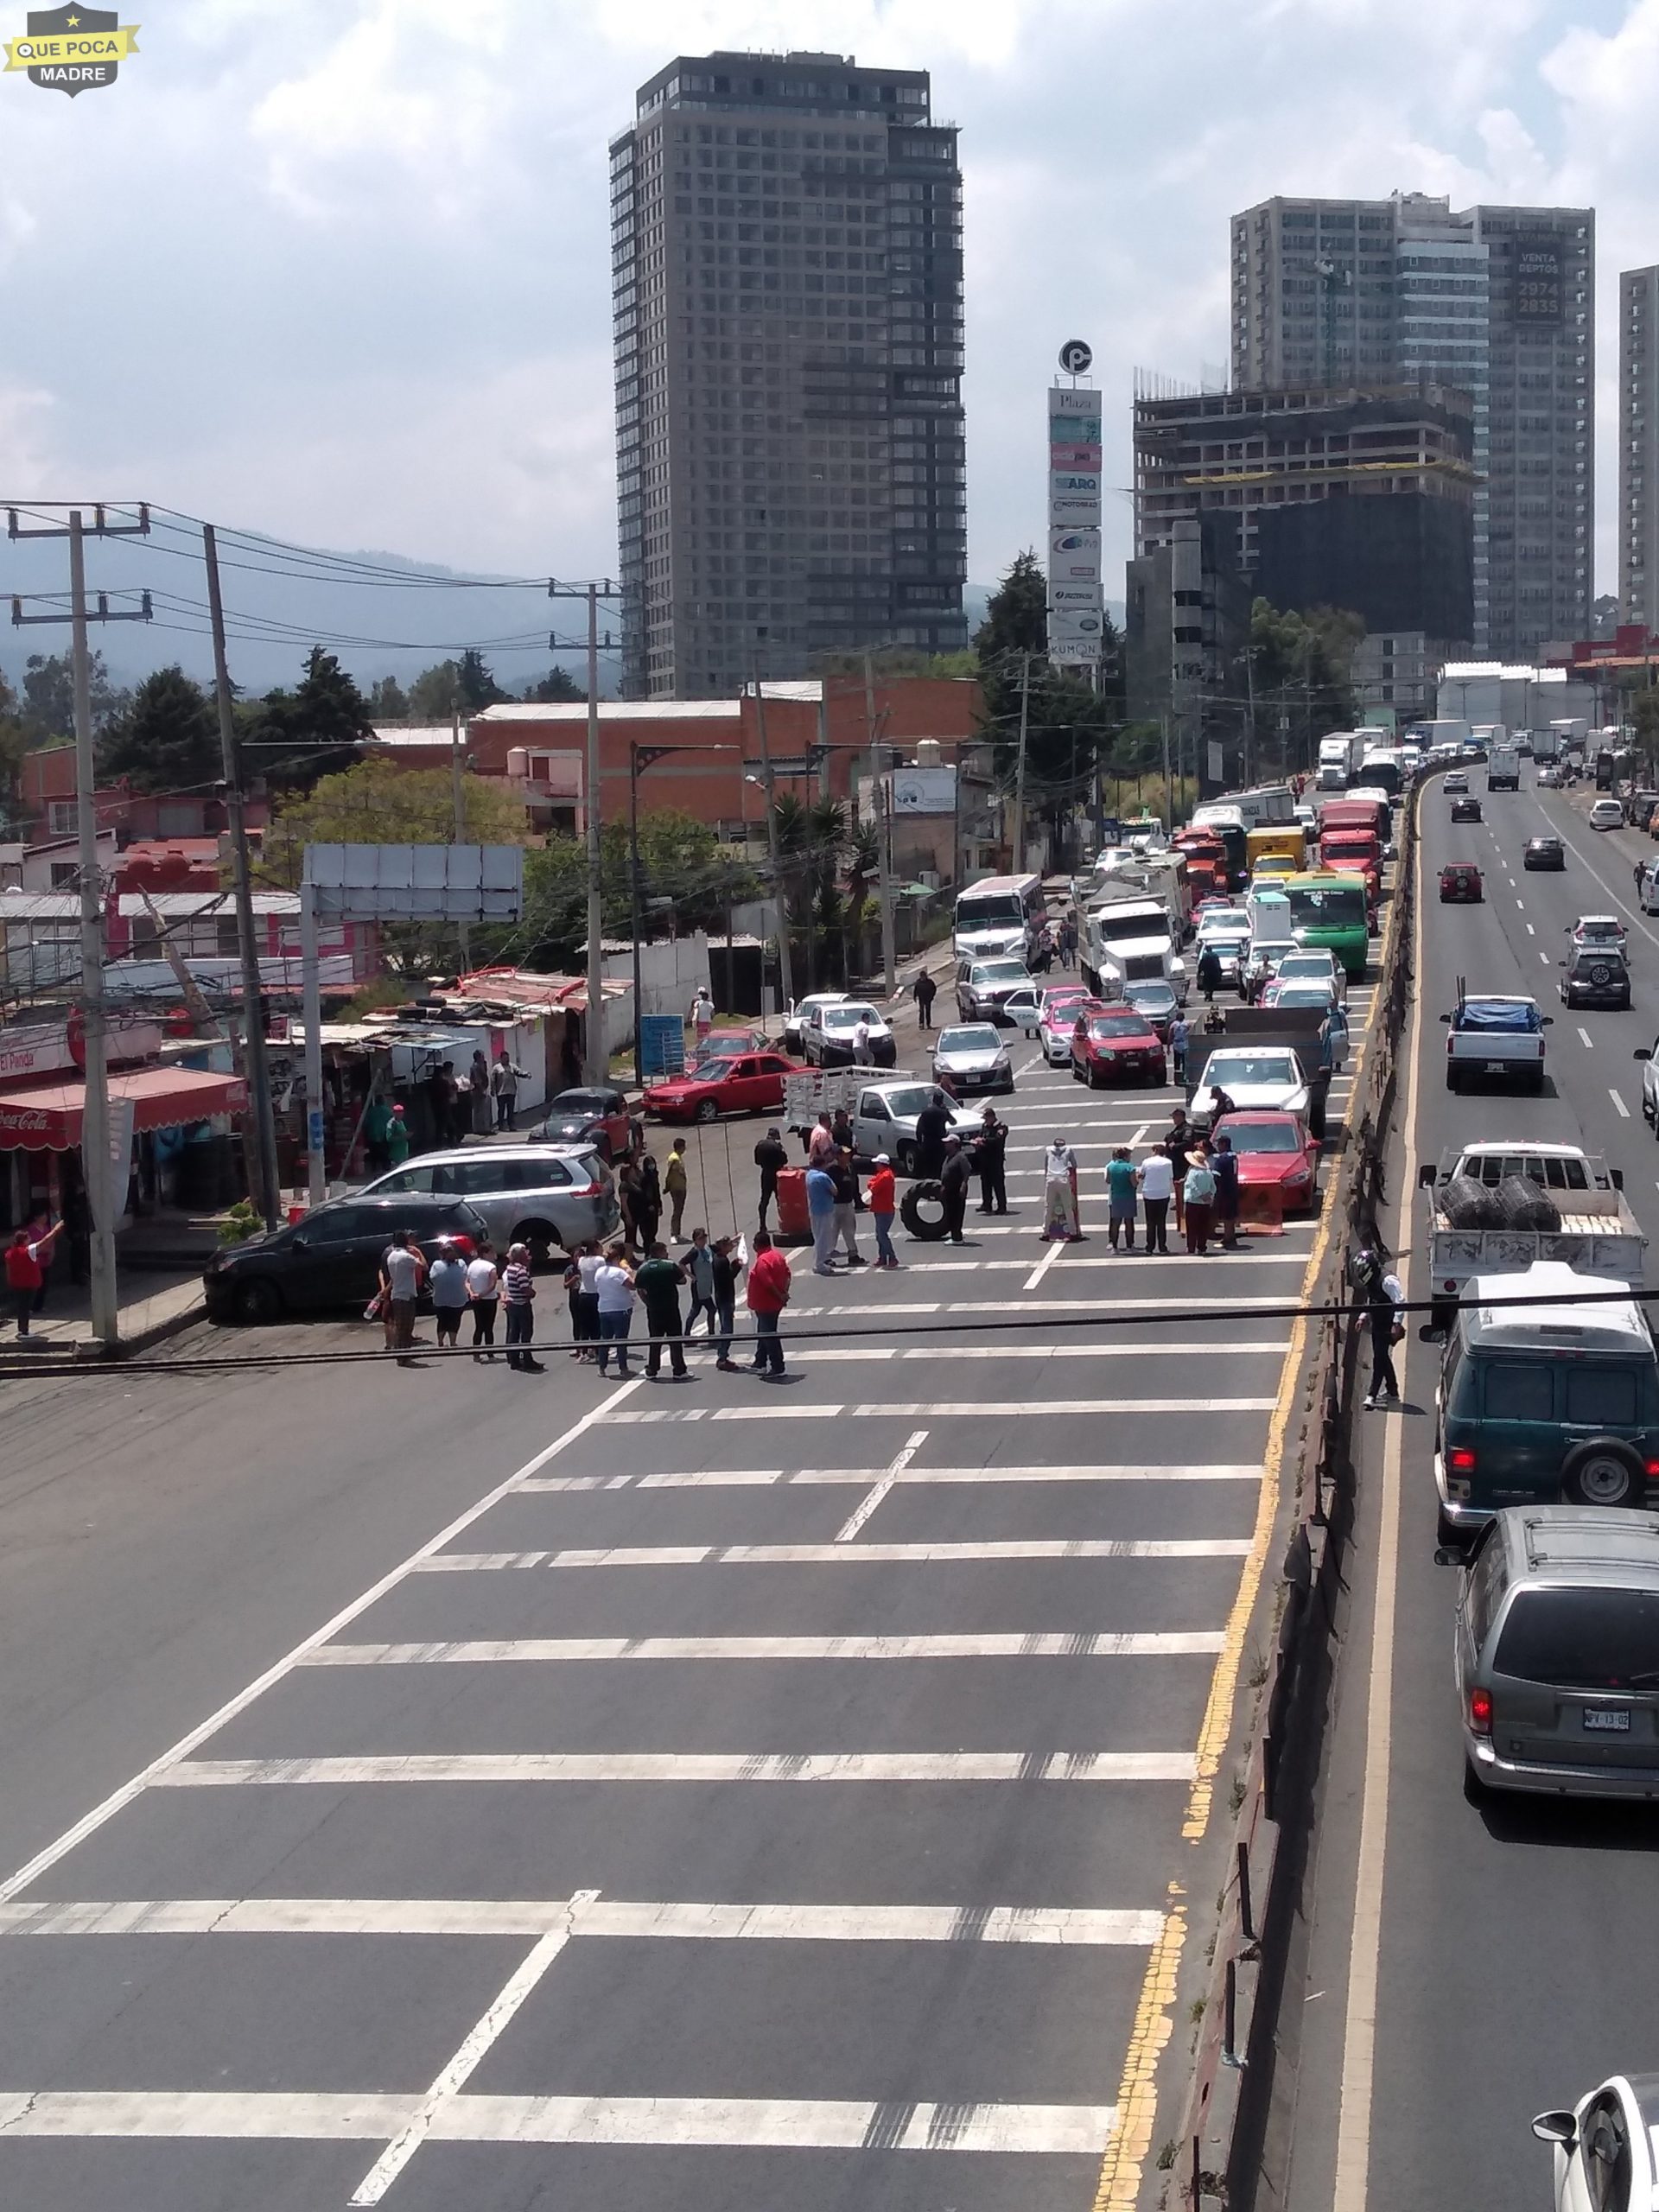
[1283,870,1371,977]
[952,872,1045,961]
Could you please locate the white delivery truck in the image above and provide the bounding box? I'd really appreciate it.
[1487,742,1522,791]
[1082,894,1188,1002]
[1417,1141,1642,1333]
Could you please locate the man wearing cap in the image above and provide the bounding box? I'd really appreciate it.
[939,1134,972,1245]
[866,1153,899,1268]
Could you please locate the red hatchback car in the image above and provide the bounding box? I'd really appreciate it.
[1071,1007,1167,1088]
[1212,1109,1319,1213]
[644,1050,804,1123]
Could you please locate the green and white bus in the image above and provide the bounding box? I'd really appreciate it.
[1284,871,1370,977]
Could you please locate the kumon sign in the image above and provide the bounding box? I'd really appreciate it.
[4,6,139,96]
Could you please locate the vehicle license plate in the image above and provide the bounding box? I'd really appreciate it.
[1484,1061,1508,1074]
[1582,1708,1631,1732]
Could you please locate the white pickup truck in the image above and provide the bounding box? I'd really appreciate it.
[1418,1141,1643,1332]
[1440,988,1553,1093]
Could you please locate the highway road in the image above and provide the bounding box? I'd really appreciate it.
[0,985,1369,2211]
[1279,773,1659,2212]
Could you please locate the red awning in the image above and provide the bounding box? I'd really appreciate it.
[0,1067,248,1151]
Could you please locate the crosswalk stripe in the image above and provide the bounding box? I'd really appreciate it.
[156,1751,1198,1788]
[522,1464,1262,1490]
[0,1896,1169,1946]
[301,1630,1228,1663]
[598,1397,1278,1423]
[415,1537,1251,1569]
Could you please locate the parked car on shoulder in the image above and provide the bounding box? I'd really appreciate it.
[203,1192,489,1325]
[359,1144,617,1267]
[931,1022,1014,1094]
[525,1085,637,1161]
[643,1049,803,1123]
[687,1026,766,1071]
[1522,836,1567,871]
[1590,797,1626,830]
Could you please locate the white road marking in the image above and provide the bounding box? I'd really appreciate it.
[835,1427,929,1541]
[1578,1026,1594,1049]
[1515,897,1525,909]
[0,2089,1119,2156]
[1525,922,1535,936]
[419,1536,1252,1571]
[602,1396,1279,1424]
[0,1381,646,1907]
[1540,951,1551,965]
[795,1295,1306,1319]
[1611,1088,1631,1118]
[1129,1122,1149,1146]
[303,1629,1229,1665]
[725,1343,1292,1368]
[1022,1235,1069,1294]
[156,1750,1199,1789]
[525,1463,1263,1491]
[0,1896,1169,1947]
[349,1888,601,2203]
[904,1249,1313,1273]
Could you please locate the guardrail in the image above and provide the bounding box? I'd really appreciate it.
[1166,776,1421,2208]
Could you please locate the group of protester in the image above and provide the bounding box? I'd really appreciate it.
[1042,1106,1241,1254]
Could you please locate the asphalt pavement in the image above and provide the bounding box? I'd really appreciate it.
[0,959,1369,2212]
[1276,773,1659,2212]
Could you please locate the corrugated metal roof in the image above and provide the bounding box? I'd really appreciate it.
[116,892,301,916]
[0,894,79,920]
[473,701,746,723]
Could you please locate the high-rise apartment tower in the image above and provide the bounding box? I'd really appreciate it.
[1231,193,1593,659]
[611,53,967,698]
[1621,267,1659,630]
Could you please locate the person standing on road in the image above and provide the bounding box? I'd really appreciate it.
[974,1103,1008,1215]
[635,1153,663,1252]
[617,1159,643,1255]
[682,1226,717,1339]
[1164,1107,1194,1236]
[754,1126,787,1229]
[1042,1137,1081,1242]
[830,1149,865,1267]
[914,1090,950,1180]
[5,1221,61,1338]
[1357,1246,1406,1409]
[852,1016,874,1066]
[1105,1147,1137,1251]
[635,1241,690,1380]
[746,1228,792,1378]
[466,1239,500,1361]
[491,1049,528,1131]
[594,1243,637,1377]
[428,1239,469,1349]
[1196,945,1223,1004]
[939,1135,972,1244]
[386,1103,410,1166]
[467,1050,492,1135]
[689,986,715,1050]
[866,1153,899,1268]
[501,1242,545,1372]
[806,1160,838,1274]
[808,1112,838,1168]
[664,1136,690,1240]
[1211,1133,1241,1250]
[378,1230,425,1362]
[1137,1142,1173,1254]
[573,1239,604,1361]
[1182,1143,1217,1254]
[710,1234,743,1369]
[362,1093,394,1174]
[912,969,937,1030]
[1169,1010,1190,1089]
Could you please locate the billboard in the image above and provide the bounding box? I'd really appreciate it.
[1049,374,1103,662]
[1511,235,1564,327]
[1048,525,1102,585]
[1052,386,1098,416]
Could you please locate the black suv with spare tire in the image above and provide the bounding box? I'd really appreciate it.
[1560,947,1633,1010]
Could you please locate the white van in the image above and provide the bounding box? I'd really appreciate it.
[952,872,1045,960]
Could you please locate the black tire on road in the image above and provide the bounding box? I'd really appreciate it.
[1562,1439,1642,1509]
[696,1097,719,1123]
[899,1180,950,1242]
[896,1142,918,1177]
[234,1277,283,1326]
[516,1220,564,1272]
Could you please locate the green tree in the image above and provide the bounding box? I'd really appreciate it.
[0,671,28,821]
[245,645,372,789]
[512,810,758,974]
[98,666,221,792]
[1628,682,1659,775]
[367,675,410,721]
[20,649,124,743]
[973,552,1117,847]
[1244,599,1363,775]
[523,664,586,703]
[405,650,510,721]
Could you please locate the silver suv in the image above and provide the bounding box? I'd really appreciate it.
[359,1144,618,1266]
[1451,1506,1659,1800]
[955,954,1033,1022]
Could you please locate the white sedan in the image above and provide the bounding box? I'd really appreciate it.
[1589,798,1624,830]
[1187,1046,1312,1128]
[1272,947,1349,1004]
[1534,2074,1659,2209]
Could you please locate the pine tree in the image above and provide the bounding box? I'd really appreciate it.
[98,667,221,792]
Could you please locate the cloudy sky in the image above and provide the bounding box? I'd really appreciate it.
[2,0,1656,683]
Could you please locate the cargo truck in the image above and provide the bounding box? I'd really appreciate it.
[1487,742,1522,791]
[1417,1141,1641,1334]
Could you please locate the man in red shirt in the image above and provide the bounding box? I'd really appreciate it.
[744,1228,792,1379]
[6,1220,63,1338]
[865,1154,899,1268]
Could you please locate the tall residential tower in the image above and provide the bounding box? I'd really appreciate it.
[1621,266,1659,629]
[1230,193,1593,658]
[611,52,967,698]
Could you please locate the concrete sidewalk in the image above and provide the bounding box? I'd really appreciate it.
[0,1268,205,1362]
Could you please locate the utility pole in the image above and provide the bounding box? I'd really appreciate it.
[449,700,471,975]
[9,503,151,1351]
[863,653,895,999]
[628,741,645,1075]
[1160,715,1173,831]
[548,578,622,1081]
[1011,652,1031,871]
[203,524,281,1230]
[752,665,795,1016]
